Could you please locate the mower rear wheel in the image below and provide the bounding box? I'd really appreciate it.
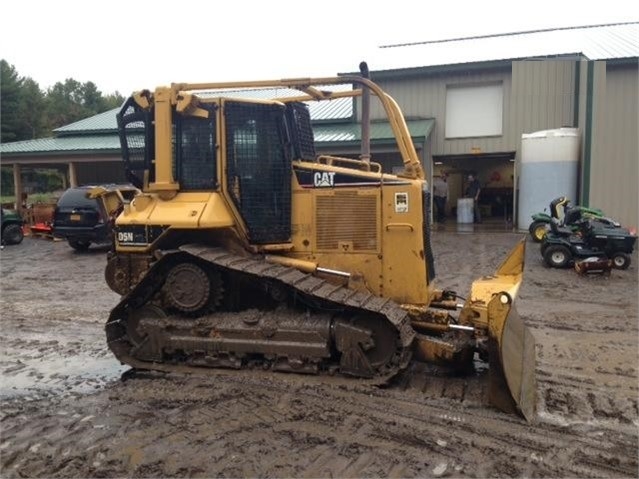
[611,252,631,270]
[543,244,572,268]
[529,221,548,243]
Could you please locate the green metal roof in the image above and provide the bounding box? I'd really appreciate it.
[53,86,354,136]
[2,120,433,157]
[1,134,122,156]
[313,119,434,145]
[198,86,354,121]
[54,108,120,135]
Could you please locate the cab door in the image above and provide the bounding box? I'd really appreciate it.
[223,101,291,244]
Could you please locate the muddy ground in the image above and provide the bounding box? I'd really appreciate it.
[0,232,637,478]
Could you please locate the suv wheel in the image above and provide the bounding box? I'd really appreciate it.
[543,244,572,268]
[68,239,91,251]
[3,224,24,245]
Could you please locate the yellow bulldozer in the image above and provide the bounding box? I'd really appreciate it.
[99,64,536,421]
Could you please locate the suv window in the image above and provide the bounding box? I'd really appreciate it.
[57,188,98,208]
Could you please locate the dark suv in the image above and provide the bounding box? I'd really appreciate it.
[52,185,138,251]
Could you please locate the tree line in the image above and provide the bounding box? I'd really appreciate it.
[1,59,125,143]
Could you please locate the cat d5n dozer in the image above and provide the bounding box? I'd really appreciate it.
[100,64,536,421]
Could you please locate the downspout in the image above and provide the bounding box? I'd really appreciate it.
[573,60,581,203]
[582,61,594,206]
[572,60,580,127]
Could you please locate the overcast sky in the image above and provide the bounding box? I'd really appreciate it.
[1,0,635,96]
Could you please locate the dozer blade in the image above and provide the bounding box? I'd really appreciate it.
[486,294,536,422]
[466,239,537,421]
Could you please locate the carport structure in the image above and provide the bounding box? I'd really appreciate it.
[1,108,126,210]
[1,89,433,214]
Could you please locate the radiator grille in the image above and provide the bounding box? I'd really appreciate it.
[316,192,378,251]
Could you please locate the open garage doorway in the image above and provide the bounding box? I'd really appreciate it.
[432,152,516,231]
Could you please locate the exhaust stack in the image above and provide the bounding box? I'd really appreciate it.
[359,62,371,163]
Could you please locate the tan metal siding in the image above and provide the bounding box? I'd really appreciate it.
[589,64,639,227]
[367,76,442,119]
[369,71,513,156]
[510,61,577,223]
[366,62,576,158]
[359,60,636,228]
[510,61,575,139]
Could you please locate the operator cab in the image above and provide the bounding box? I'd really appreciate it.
[117,95,316,245]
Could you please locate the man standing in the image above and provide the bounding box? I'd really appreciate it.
[465,173,482,223]
[432,173,449,223]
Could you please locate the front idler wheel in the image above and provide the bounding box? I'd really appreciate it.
[543,244,572,268]
[333,314,399,378]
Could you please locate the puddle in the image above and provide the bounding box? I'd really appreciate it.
[0,353,126,400]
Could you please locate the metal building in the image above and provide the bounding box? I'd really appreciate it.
[350,22,638,227]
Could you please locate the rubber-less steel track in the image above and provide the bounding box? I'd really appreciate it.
[105,245,415,384]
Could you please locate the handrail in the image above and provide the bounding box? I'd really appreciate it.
[316,155,382,173]
[169,75,424,180]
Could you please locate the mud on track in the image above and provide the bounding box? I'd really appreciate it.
[1,234,637,478]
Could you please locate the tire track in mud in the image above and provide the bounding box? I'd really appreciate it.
[535,369,638,426]
[150,372,637,477]
[4,369,636,478]
[300,380,637,478]
[528,311,638,428]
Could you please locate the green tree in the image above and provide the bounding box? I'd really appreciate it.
[44,79,124,131]
[103,91,125,110]
[45,78,88,129]
[82,81,103,112]
[1,60,23,142]
[19,78,46,139]
[1,60,126,141]
[1,60,47,141]
[1,167,14,195]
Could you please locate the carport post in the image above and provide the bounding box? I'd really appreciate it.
[12,163,23,213]
[68,162,78,187]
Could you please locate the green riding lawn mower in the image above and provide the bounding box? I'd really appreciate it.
[528,196,619,242]
[541,216,636,270]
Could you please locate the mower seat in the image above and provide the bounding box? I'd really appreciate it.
[550,217,572,236]
[564,207,582,225]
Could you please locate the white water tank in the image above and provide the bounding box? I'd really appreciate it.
[457,198,474,223]
[517,128,580,230]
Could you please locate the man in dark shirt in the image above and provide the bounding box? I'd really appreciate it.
[465,173,482,223]
[432,173,449,223]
